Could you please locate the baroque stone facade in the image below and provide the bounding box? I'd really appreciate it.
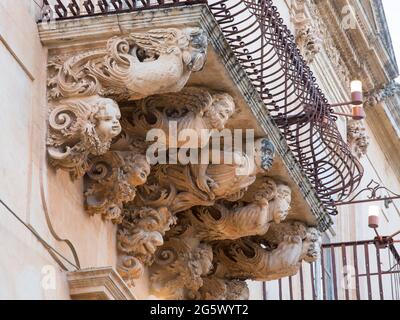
[44,24,322,300]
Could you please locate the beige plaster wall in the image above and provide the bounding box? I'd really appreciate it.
[0,0,123,300]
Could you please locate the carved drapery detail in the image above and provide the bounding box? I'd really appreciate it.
[347,120,370,159]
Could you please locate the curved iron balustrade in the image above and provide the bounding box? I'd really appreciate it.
[39,0,364,215]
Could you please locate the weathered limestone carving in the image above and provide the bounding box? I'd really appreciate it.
[137,139,276,214]
[84,151,150,223]
[365,80,400,106]
[196,276,249,300]
[149,226,213,300]
[189,178,292,241]
[127,87,235,148]
[47,95,122,179]
[48,28,207,101]
[347,120,370,158]
[117,206,176,284]
[291,0,322,63]
[213,221,321,281]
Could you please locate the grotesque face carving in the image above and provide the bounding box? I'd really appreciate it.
[204,93,235,130]
[184,28,208,72]
[95,100,122,141]
[271,184,292,223]
[301,228,322,263]
[254,138,276,172]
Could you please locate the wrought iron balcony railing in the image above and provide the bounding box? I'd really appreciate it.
[38,0,364,215]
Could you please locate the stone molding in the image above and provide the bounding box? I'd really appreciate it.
[67,267,135,300]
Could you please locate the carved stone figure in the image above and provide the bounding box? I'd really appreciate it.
[47,95,122,179]
[196,276,249,300]
[149,226,213,300]
[189,178,292,241]
[213,221,321,281]
[137,139,276,214]
[84,151,151,223]
[347,120,370,158]
[127,87,235,148]
[48,28,208,101]
[117,206,176,284]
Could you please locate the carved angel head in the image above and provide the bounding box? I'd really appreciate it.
[47,96,122,179]
[270,183,292,223]
[181,28,208,72]
[204,93,236,131]
[123,153,151,187]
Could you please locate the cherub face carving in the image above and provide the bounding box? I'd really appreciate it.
[272,184,292,223]
[204,94,235,130]
[127,156,151,187]
[95,101,122,141]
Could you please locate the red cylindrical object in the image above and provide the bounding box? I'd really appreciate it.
[352,105,366,120]
[368,215,379,229]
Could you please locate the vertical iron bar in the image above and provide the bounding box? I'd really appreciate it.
[289,276,293,300]
[331,245,338,300]
[341,244,349,300]
[353,244,361,300]
[278,279,282,300]
[375,244,384,300]
[300,264,305,300]
[321,246,326,300]
[364,243,372,300]
[310,262,316,300]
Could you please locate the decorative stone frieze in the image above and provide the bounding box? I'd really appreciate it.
[347,120,370,159]
[365,80,400,106]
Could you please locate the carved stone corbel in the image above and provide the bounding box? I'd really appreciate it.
[126,87,235,149]
[47,28,208,102]
[47,95,122,179]
[347,119,370,158]
[117,205,176,285]
[84,151,151,223]
[149,225,213,300]
[213,221,321,281]
[196,276,249,300]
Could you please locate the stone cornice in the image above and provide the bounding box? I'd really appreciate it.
[67,267,136,300]
[38,5,332,231]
